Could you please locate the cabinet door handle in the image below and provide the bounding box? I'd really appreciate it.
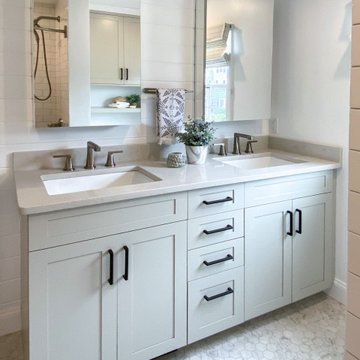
[120,68,124,80]
[107,249,114,285]
[286,211,293,236]
[125,68,129,80]
[204,287,234,302]
[203,196,233,206]
[203,254,233,266]
[295,209,303,234]
[123,246,129,281]
[203,224,233,235]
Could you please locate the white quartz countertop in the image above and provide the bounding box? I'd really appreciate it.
[14,151,340,215]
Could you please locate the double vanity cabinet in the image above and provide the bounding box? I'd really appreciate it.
[21,170,335,360]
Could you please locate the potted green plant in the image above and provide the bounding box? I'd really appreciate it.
[176,120,216,164]
[126,94,141,108]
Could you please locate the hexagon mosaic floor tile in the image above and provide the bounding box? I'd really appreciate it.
[158,293,345,360]
[0,293,345,360]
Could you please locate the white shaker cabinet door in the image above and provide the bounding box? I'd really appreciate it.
[90,13,124,84]
[124,16,141,85]
[292,194,334,302]
[29,238,118,360]
[245,201,292,321]
[117,222,187,360]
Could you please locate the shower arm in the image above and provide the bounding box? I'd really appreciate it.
[34,24,67,37]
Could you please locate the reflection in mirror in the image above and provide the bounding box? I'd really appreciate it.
[33,0,69,127]
[195,0,274,122]
[32,0,141,128]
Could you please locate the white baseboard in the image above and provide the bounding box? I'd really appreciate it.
[0,310,21,337]
[326,278,347,305]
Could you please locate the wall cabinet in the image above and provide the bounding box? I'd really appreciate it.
[22,171,335,360]
[245,193,334,321]
[90,13,140,85]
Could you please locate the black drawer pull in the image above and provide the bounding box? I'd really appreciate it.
[295,209,303,234]
[204,287,234,302]
[203,224,233,235]
[125,68,129,80]
[120,68,124,80]
[123,246,129,281]
[107,249,114,285]
[286,210,293,236]
[203,254,233,266]
[203,196,233,206]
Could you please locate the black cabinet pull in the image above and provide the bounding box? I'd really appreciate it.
[204,287,234,302]
[120,68,124,80]
[203,254,233,267]
[123,246,129,281]
[203,224,233,235]
[107,249,114,285]
[286,211,293,236]
[125,68,129,80]
[295,209,303,234]
[203,197,233,206]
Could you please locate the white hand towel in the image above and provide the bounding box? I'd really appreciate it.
[157,88,186,145]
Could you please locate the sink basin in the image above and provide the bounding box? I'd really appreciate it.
[216,154,304,170]
[41,167,161,195]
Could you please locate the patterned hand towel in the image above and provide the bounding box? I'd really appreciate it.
[157,88,186,145]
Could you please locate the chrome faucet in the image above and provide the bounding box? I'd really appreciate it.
[232,133,256,155]
[85,141,101,169]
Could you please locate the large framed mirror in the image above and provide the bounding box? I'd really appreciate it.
[32,0,141,128]
[195,0,274,122]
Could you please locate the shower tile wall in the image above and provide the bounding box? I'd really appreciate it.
[33,2,68,127]
[55,0,69,126]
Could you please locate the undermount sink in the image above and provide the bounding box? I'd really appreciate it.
[41,166,161,196]
[216,154,305,170]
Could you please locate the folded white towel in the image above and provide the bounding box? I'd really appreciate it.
[157,88,186,145]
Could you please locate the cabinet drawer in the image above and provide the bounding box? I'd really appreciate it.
[245,171,333,207]
[188,184,244,219]
[188,268,244,344]
[28,192,187,251]
[188,239,244,281]
[188,210,244,250]
[347,313,360,359]
[348,273,360,319]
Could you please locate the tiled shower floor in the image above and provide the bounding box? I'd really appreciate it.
[0,293,346,360]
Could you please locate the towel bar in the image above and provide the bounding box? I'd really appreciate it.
[143,88,194,94]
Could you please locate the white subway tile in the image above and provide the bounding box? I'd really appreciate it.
[0,234,21,261]
[0,257,20,282]
[0,279,20,304]
[0,214,20,238]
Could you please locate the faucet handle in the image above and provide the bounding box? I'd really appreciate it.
[53,154,74,171]
[105,150,124,167]
[213,143,227,156]
[245,140,258,154]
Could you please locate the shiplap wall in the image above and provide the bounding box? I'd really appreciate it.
[0,0,266,336]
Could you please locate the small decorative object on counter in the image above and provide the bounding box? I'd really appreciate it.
[167,152,186,168]
[126,94,141,108]
[176,120,215,165]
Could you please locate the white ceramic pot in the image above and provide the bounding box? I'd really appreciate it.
[185,145,208,165]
